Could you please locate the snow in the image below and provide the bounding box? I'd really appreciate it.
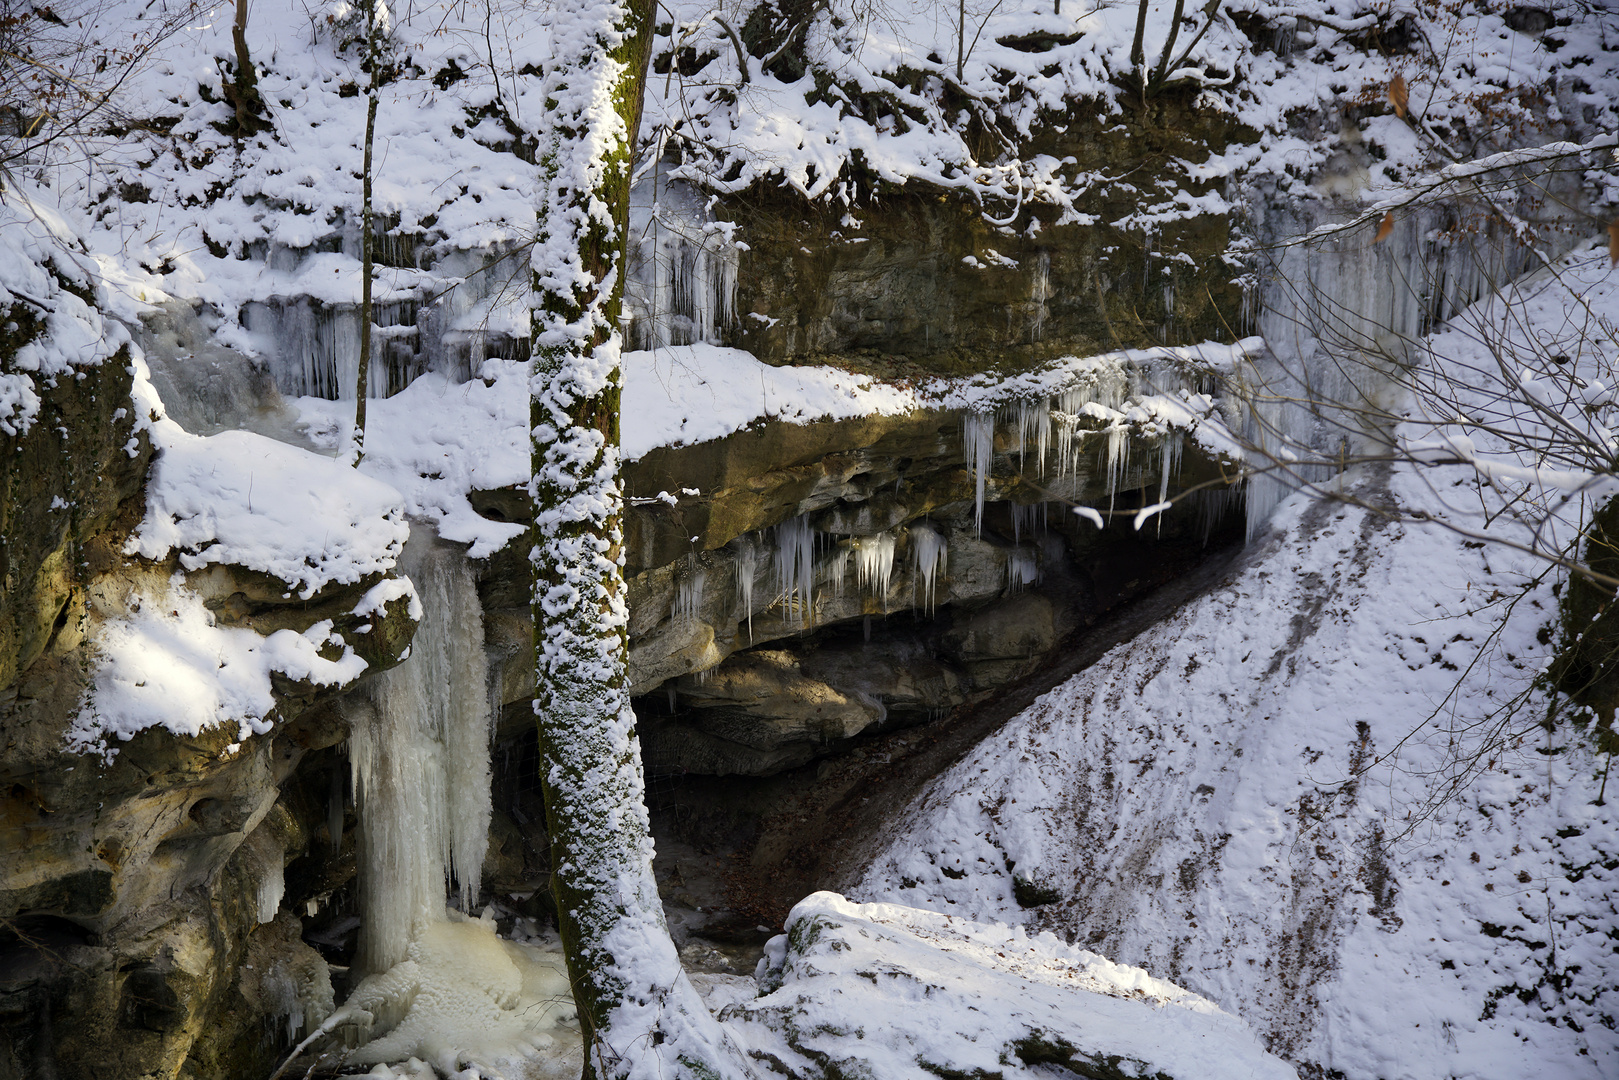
[622,340,1252,463]
[37,246,415,755]
[70,571,369,753]
[0,185,131,436]
[855,240,1619,1078]
[722,892,1297,1080]
[129,421,409,599]
[294,363,529,559]
[648,0,1619,231]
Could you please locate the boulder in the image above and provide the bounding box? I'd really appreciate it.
[727,892,1299,1080]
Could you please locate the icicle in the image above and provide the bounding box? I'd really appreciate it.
[674,557,706,621]
[827,545,853,599]
[1157,431,1184,535]
[1053,411,1080,478]
[855,531,897,611]
[910,523,948,615]
[963,410,995,534]
[1030,252,1051,342]
[774,515,817,625]
[349,531,492,976]
[1160,430,1184,502]
[1195,484,1243,543]
[1011,502,1048,543]
[1105,423,1131,512]
[625,167,739,348]
[1006,548,1040,595]
[734,536,759,642]
[1014,398,1051,474]
[256,836,286,925]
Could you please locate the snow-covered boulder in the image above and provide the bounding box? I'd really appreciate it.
[726,892,1297,1080]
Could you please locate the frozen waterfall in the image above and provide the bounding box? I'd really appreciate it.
[1236,184,1574,538]
[348,529,493,976]
[624,165,738,350]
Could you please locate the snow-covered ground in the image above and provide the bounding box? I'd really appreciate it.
[856,241,1619,1078]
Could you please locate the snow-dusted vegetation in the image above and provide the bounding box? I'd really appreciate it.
[3,1,1619,1079]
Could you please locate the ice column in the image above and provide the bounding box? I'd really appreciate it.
[349,531,492,976]
[855,531,897,611]
[910,523,948,615]
[963,410,995,534]
[775,515,817,625]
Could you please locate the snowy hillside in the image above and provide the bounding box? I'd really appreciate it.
[857,241,1619,1078]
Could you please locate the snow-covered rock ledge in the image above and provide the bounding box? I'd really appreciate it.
[69,351,418,754]
[717,892,1297,1080]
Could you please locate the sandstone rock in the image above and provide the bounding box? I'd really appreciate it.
[677,650,885,751]
[941,593,1056,663]
[0,341,151,691]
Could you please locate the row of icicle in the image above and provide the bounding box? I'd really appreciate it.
[664,379,1202,631]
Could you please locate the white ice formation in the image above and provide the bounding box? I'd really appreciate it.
[624,167,738,350]
[348,531,493,976]
[910,523,949,615]
[674,557,708,622]
[775,515,818,625]
[854,532,897,611]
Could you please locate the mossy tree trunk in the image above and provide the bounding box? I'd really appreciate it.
[527,0,751,1076]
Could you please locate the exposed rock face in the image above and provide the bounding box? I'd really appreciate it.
[719,98,1249,374]
[726,191,1239,376]
[0,562,416,1080]
[0,328,150,693]
[0,317,418,1079]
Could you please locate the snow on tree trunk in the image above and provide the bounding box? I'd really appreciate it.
[527,1,751,1078]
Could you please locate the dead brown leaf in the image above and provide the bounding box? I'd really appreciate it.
[1389,74,1408,119]
[1609,218,1619,267]
[1374,211,1394,244]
